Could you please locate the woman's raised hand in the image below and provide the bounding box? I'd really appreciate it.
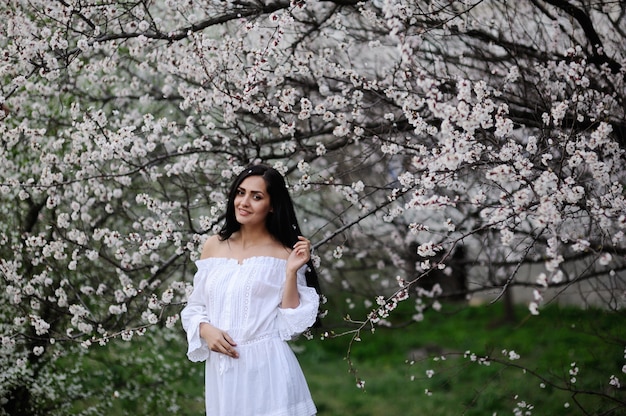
[286,236,311,274]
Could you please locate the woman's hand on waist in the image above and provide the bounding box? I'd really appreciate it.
[200,322,239,358]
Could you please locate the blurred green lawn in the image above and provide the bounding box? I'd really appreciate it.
[297,303,624,415]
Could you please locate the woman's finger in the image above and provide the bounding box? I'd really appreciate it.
[221,342,239,358]
[220,333,238,357]
[223,332,237,346]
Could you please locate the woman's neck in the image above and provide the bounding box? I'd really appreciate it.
[234,226,273,249]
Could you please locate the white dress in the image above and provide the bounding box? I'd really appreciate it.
[181,256,319,416]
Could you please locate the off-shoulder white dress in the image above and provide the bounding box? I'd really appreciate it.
[181,256,319,416]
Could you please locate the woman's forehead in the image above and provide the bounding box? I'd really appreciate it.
[238,175,268,193]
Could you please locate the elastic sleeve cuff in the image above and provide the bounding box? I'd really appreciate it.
[277,267,320,340]
[186,317,211,362]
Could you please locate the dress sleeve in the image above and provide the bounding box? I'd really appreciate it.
[180,269,211,362]
[277,265,320,340]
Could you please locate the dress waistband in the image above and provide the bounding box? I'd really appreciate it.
[217,331,280,375]
[238,331,280,346]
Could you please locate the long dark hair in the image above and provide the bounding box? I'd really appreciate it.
[218,164,321,295]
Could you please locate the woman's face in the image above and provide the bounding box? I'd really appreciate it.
[234,175,272,227]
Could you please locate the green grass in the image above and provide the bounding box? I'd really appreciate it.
[66,303,624,415]
[295,303,625,416]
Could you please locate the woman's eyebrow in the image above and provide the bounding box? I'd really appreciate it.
[237,186,265,195]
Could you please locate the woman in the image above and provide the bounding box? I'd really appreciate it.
[181,164,320,416]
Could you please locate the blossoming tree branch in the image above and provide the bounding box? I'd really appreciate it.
[0,0,624,414]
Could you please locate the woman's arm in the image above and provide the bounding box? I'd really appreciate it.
[281,236,311,309]
[195,235,239,358]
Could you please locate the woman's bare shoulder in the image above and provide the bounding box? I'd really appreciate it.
[268,238,292,260]
[200,235,225,259]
